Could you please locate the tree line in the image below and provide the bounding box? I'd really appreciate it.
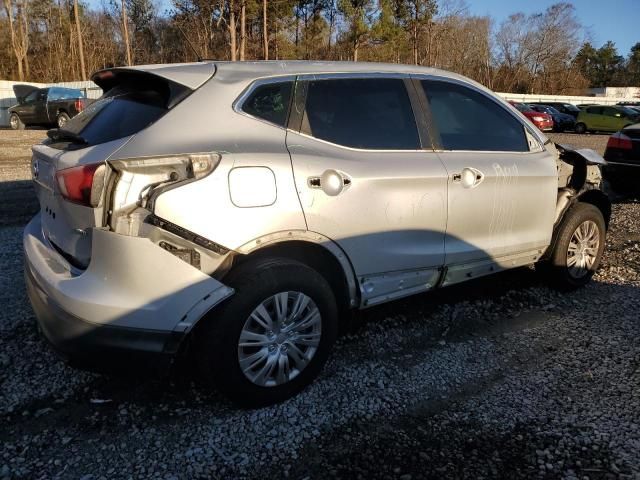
[1,0,638,94]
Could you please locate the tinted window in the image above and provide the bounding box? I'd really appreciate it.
[24,90,40,104]
[586,106,603,114]
[513,102,534,113]
[54,84,170,148]
[302,78,420,150]
[562,104,580,113]
[242,81,292,127]
[603,107,621,117]
[49,87,83,100]
[422,81,528,152]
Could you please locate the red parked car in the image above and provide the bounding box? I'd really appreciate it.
[509,101,554,132]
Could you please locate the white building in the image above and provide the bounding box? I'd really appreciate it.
[588,86,640,98]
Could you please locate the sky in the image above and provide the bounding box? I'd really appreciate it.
[466,0,639,56]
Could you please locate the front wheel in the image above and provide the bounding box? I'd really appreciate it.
[195,258,338,407]
[537,203,606,289]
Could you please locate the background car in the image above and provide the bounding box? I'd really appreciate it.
[8,85,90,130]
[529,101,581,118]
[508,101,554,131]
[575,105,640,134]
[529,104,576,132]
[602,123,640,192]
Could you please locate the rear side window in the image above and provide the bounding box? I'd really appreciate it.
[301,78,420,150]
[586,106,603,114]
[422,81,528,152]
[241,81,293,127]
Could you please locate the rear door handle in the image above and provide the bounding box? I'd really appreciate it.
[452,167,484,188]
[308,169,351,196]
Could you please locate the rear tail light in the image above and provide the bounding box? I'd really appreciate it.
[607,132,632,150]
[74,99,84,112]
[56,162,105,207]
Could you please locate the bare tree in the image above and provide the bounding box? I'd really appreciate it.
[73,0,86,79]
[239,0,246,60]
[121,0,132,65]
[3,0,29,80]
[262,0,268,59]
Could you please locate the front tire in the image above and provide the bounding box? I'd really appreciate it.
[574,122,587,134]
[9,113,24,130]
[537,203,606,289]
[195,258,338,407]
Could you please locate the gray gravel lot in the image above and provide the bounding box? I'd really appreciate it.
[0,130,639,479]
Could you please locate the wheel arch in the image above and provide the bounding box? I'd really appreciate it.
[577,189,611,229]
[231,232,359,316]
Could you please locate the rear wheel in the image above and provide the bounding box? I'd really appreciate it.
[56,112,70,128]
[9,113,24,130]
[537,203,605,289]
[574,122,587,134]
[195,258,338,407]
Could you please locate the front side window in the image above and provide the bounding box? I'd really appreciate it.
[24,90,40,104]
[422,80,529,152]
[301,78,420,150]
[586,106,603,115]
[241,81,293,127]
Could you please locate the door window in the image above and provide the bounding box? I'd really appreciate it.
[586,106,603,115]
[420,80,529,152]
[241,81,293,127]
[301,78,421,150]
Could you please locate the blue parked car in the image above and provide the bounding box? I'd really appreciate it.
[529,104,576,132]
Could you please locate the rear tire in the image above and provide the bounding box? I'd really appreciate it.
[574,122,587,134]
[537,203,606,290]
[195,257,338,408]
[56,112,70,128]
[9,113,24,130]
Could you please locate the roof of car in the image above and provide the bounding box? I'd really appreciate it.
[108,60,478,90]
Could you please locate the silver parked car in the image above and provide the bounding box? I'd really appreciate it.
[24,61,610,407]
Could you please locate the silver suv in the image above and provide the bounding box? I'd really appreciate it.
[24,61,610,406]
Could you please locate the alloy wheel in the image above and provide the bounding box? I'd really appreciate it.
[566,220,600,279]
[237,291,322,387]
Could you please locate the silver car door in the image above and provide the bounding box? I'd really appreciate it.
[415,78,557,268]
[286,75,449,304]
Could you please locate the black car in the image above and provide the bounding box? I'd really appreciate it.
[529,101,581,118]
[602,124,640,192]
[8,85,90,130]
[529,104,576,132]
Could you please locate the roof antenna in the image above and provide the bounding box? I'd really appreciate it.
[177,24,203,62]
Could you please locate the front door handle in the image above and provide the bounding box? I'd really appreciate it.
[308,169,351,196]
[452,167,484,189]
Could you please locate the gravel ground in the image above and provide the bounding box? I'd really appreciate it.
[1,130,639,480]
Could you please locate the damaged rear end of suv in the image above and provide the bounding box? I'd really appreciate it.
[24,64,236,376]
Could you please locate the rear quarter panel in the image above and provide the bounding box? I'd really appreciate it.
[112,75,307,251]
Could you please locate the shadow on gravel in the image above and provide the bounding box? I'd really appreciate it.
[0,180,39,226]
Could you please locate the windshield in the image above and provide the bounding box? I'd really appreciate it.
[621,106,640,117]
[513,103,534,113]
[546,106,560,115]
[563,104,580,113]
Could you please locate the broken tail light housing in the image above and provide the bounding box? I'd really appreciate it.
[56,162,105,207]
[607,132,632,150]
